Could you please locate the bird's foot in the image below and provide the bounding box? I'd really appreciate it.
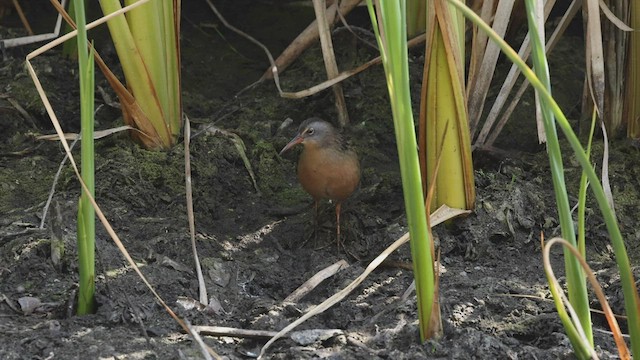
[312,233,360,260]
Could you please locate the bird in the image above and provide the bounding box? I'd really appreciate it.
[279,118,360,247]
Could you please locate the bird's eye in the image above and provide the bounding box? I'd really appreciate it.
[307,128,315,136]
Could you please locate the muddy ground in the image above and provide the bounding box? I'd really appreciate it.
[0,1,638,359]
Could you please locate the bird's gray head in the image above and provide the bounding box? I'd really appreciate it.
[280,117,342,154]
[296,118,339,148]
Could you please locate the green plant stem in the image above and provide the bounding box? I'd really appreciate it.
[523,0,592,349]
[406,0,426,37]
[577,110,597,257]
[161,0,181,138]
[124,0,169,121]
[99,0,174,148]
[62,0,78,58]
[448,0,640,357]
[75,0,96,315]
[366,0,436,340]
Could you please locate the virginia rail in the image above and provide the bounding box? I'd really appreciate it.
[279,118,360,245]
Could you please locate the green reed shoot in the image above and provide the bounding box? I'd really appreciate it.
[74,0,96,315]
[449,0,640,357]
[366,0,440,340]
[99,0,182,150]
[523,0,592,351]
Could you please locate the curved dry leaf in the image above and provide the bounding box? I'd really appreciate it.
[543,238,630,359]
[257,205,470,359]
[37,125,135,141]
[284,260,350,303]
[599,0,633,32]
[28,2,221,358]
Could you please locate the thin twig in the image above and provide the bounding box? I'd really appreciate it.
[258,205,469,359]
[203,0,282,95]
[187,321,214,360]
[185,116,208,305]
[40,138,79,229]
[6,97,38,129]
[202,0,407,102]
[193,325,344,343]
[28,2,222,358]
[543,237,629,359]
[12,0,34,35]
[335,4,378,50]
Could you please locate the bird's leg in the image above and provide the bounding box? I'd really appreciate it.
[335,202,342,251]
[300,200,319,248]
[335,204,360,260]
[314,200,319,244]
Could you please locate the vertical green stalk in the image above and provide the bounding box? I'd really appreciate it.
[124,0,169,121]
[523,0,592,349]
[448,1,640,357]
[366,0,437,340]
[577,110,597,257]
[75,0,96,315]
[406,0,426,37]
[98,0,182,149]
[62,0,78,58]
[161,0,182,138]
[99,0,170,147]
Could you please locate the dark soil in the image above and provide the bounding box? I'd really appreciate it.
[0,2,638,359]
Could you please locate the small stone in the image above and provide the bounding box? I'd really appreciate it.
[18,296,41,315]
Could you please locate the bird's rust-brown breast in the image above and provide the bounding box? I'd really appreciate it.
[297,142,360,202]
